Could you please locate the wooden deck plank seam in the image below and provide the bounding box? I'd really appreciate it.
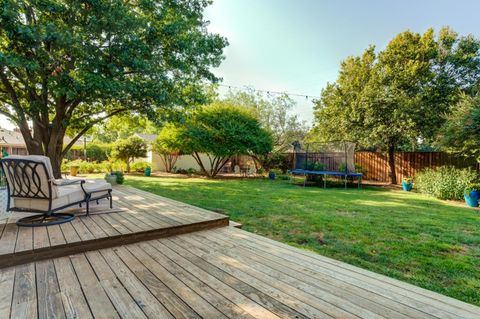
[110,245,203,319]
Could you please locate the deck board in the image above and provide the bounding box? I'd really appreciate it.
[0,185,228,268]
[1,227,479,318]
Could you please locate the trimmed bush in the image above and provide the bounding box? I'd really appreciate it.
[131,161,150,172]
[65,142,113,162]
[415,166,478,200]
[62,160,127,174]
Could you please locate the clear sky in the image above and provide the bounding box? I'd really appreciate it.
[1,0,479,130]
[204,0,480,125]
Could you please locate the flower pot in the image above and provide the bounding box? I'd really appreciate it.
[105,174,117,185]
[69,166,79,177]
[402,181,412,192]
[268,172,276,180]
[144,167,151,177]
[464,190,480,207]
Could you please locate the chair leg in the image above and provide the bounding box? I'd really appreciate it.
[109,190,113,209]
[86,198,90,216]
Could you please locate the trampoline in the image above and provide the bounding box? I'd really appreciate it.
[289,141,363,188]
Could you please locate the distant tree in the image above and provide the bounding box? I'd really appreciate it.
[152,124,184,173]
[91,115,159,143]
[0,0,227,177]
[182,102,273,177]
[224,90,307,170]
[225,90,308,152]
[437,93,480,162]
[312,28,480,183]
[111,137,148,173]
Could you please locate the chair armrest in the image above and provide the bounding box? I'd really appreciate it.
[52,179,86,186]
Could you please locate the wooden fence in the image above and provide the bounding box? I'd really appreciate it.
[354,151,480,183]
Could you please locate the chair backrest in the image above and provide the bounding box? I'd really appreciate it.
[0,155,57,199]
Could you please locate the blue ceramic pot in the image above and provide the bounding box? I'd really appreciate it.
[268,172,276,180]
[464,190,480,207]
[402,181,412,192]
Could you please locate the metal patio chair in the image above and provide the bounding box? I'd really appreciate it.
[0,155,112,227]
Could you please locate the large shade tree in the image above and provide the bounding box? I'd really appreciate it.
[437,93,480,162]
[312,27,480,183]
[0,0,227,177]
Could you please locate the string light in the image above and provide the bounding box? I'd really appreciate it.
[217,84,320,100]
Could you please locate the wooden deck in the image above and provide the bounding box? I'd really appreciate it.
[0,185,228,268]
[1,226,480,319]
[0,185,479,318]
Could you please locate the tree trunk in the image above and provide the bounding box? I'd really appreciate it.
[387,143,397,184]
[22,124,67,179]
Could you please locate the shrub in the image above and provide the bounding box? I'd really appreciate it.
[65,142,113,162]
[465,183,480,195]
[105,171,124,184]
[131,161,150,172]
[262,153,291,173]
[339,162,366,174]
[175,167,197,175]
[306,161,326,171]
[62,159,120,174]
[415,166,478,200]
[114,171,124,184]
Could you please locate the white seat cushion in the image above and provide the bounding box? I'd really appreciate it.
[82,179,112,200]
[13,185,85,211]
[12,179,112,212]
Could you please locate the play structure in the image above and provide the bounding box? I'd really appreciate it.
[289,141,363,188]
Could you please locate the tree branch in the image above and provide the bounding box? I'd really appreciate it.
[61,108,130,156]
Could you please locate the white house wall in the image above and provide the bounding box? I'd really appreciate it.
[151,152,213,172]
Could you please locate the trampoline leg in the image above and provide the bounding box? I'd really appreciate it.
[345,175,347,189]
[303,173,306,187]
[324,174,326,189]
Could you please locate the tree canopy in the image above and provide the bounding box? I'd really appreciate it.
[89,114,159,143]
[437,93,480,162]
[180,101,273,177]
[152,123,184,172]
[111,136,148,172]
[0,0,227,177]
[224,90,308,152]
[311,27,480,183]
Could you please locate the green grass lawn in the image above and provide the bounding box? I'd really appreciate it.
[121,175,480,305]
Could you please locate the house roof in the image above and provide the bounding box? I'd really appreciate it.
[0,127,84,147]
[135,133,157,142]
[0,128,25,146]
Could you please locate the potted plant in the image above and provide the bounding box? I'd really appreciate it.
[464,183,480,207]
[402,177,413,191]
[69,164,79,177]
[105,172,117,184]
[105,171,124,185]
[268,170,276,180]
